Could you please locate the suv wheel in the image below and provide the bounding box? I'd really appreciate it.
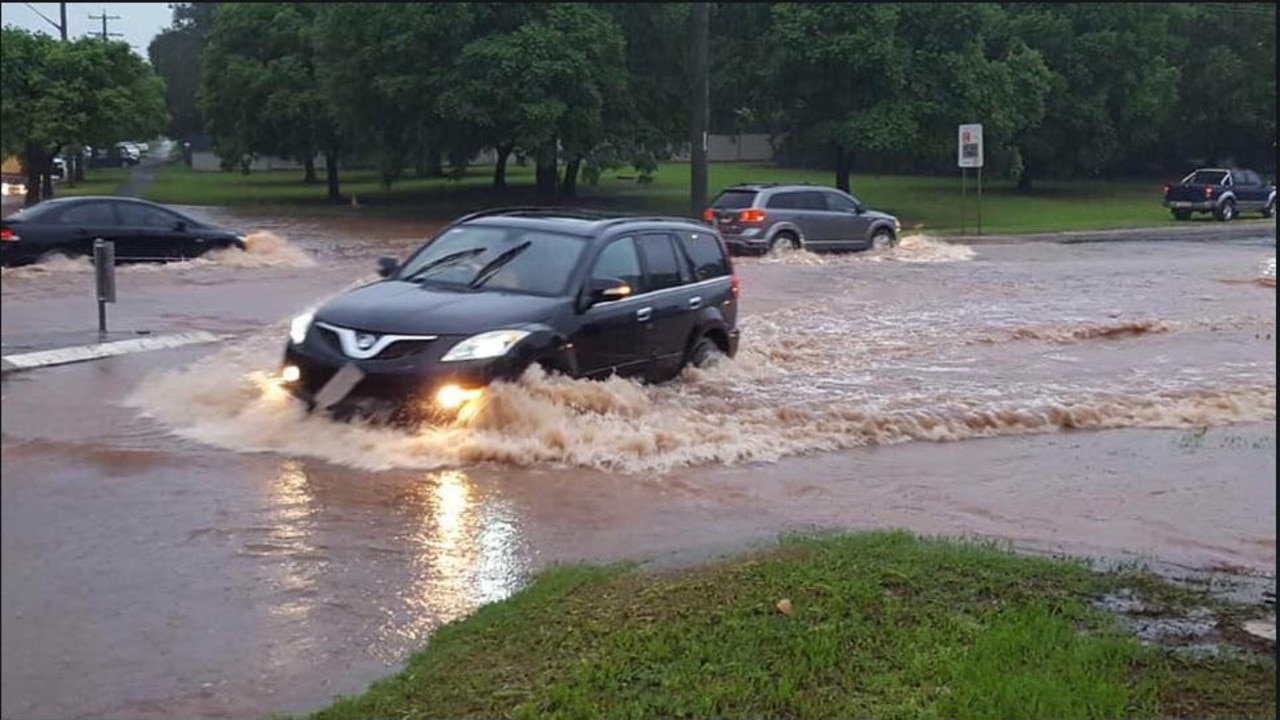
[1171,209,1191,221]
[1263,199,1275,219]
[688,335,724,370]
[1215,199,1236,222]
[768,232,798,255]
[871,229,897,250]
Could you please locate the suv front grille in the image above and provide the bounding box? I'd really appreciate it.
[314,325,435,360]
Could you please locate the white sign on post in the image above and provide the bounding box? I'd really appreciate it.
[958,123,984,168]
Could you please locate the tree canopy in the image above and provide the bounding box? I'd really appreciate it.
[165,2,1278,201]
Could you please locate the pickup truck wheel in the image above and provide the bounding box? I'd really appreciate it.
[1215,199,1236,222]
[1263,199,1275,219]
[1171,209,1191,221]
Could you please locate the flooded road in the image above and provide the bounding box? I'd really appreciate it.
[2,209,1275,719]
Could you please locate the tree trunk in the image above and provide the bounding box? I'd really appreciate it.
[559,158,581,200]
[425,145,443,177]
[73,152,85,183]
[325,152,341,203]
[1017,147,1033,194]
[23,144,42,207]
[303,156,317,184]
[493,143,513,189]
[535,153,558,205]
[834,147,851,193]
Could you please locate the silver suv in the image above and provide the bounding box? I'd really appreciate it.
[704,183,901,255]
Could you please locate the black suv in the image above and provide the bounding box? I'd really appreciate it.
[281,208,741,420]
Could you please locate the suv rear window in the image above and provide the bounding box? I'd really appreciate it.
[711,190,757,209]
[681,231,729,280]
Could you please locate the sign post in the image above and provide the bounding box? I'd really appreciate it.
[93,238,116,336]
[957,123,984,236]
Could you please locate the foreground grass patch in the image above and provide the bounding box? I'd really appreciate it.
[138,161,1276,235]
[314,531,1274,720]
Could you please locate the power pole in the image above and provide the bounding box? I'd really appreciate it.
[59,3,67,41]
[88,9,123,41]
[689,2,710,217]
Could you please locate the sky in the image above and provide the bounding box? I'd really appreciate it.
[1,3,173,56]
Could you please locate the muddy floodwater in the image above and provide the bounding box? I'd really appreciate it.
[2,208,1275,719]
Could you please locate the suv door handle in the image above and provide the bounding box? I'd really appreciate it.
[635,307,652,322]
[688,296,702,310]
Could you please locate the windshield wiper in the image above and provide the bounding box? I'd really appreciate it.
[400,247,488,283]
[468,241,532,289]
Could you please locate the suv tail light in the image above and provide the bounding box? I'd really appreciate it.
[1162,184,1169,196]
[0,226,16,242]
[730,273,740,299]
[701,208,715,222]
[737,209,766,224]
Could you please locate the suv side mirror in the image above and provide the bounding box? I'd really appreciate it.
[580,277,633,311]
[376,256,398,278]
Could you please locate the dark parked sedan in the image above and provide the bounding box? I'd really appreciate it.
[0,196,245,266]
[281,207,741,422]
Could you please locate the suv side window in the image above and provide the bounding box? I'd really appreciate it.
[681,230,729,280]
[824,192,858,212]
[637,234,687,291]
[797,191,827,210]
[57,202,118,226]
[766,192,802,210]
[591,237,644,293]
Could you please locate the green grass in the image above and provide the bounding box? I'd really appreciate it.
[56,168,129,197]
[143,161,1276,234]
[313,531,1275,720]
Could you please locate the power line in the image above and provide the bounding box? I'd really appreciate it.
[21,2,61,35]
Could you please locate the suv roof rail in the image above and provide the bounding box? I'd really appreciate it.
[597,215,704,231]
[452,206,615,223]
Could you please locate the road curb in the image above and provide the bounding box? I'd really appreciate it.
[0,331,224,375]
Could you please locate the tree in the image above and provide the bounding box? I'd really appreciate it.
[1163,3,1275,173]
[1007,3,1185,189]
[439,4,628,203]
[148,3,217,143]
[768,3,914,191]
[315,3,482,189]
[200,3,343,197]
[2,28,167,205]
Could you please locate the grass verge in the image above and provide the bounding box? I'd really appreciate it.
[314,531,1275,720]
[55,168,130,197]
[142,161,1278,235]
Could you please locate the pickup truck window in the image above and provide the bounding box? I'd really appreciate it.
[1184,170,1228,185]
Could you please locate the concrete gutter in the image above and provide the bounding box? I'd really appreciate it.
[0,331,224,375]
[948,220,1276,245]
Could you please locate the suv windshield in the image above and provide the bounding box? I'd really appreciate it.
[1185,170,1228,185]
[711,190,758,209]
[396,225,587,296]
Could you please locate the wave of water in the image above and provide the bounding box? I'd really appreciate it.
[0,231,313,281]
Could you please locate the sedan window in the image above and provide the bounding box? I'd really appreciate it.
[56,202,117,226]
[118,203,181,228]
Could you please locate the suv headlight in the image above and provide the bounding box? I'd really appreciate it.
[289,312,314,345]
[441,330,530,362]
